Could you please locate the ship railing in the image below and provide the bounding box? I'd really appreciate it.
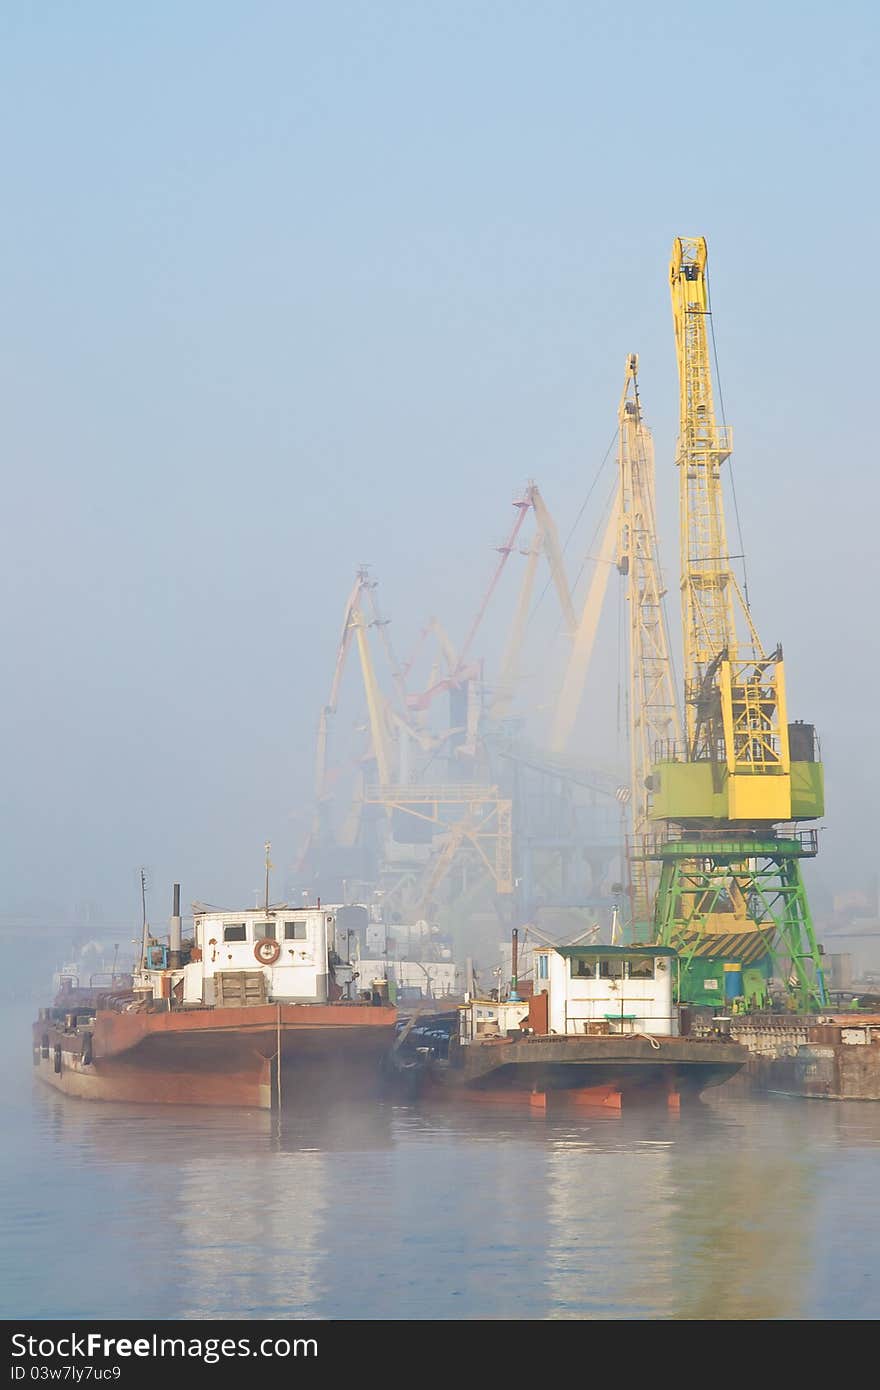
[629,826,819,858]
[653,734,733,765]
[652,739,684,764]
[561,1013,680,1037]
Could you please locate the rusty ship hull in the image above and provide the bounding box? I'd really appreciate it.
[393,1026,746,1111]
[33,1002,397,1110]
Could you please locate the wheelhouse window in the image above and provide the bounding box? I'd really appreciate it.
[256,921,276,940]
[626,956,655,979]
[599,957,625,980]
[223,923,247,942]
[571,958,597,979]
[284,920,307,941]
[537,954,549,980]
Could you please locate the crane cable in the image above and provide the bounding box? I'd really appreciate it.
[540,472,619,734]
[564,473,620,607]
[526,427,618,630]
[616,564,625,764]
[706,266,752,611]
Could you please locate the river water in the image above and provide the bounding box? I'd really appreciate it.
[2,990,879,1321]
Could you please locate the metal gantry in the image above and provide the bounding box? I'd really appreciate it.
[300,476,624,932]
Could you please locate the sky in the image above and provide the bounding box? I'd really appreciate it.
[1,0,877,937]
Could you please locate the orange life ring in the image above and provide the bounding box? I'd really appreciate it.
[254,938,281,965]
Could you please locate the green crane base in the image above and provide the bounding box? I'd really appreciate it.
[650,836,827,1013]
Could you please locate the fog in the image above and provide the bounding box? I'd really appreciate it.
[1,2,877,953]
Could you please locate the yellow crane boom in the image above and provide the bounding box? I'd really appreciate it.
[530,483,577,636]
[482,483,577,720]
[349,607,393,789]
[550,495,619,754]
[670,236,789,814]
[616,354,681,922]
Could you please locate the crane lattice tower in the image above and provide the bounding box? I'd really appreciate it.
[645,237,826,1011]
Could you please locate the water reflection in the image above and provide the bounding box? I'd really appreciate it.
[5,1059,880,1319]
[29,1089,399,1319]
[36,1086,396,1161]
[537,1101,805,1320]
[383,1095,880,1320]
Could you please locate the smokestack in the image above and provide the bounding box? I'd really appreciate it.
[169,882,182,966]
[509,928,521,1002]
[465,956,475,1000]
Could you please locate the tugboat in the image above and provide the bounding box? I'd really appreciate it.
[33,883,396,1109]
[390,939,745,1111]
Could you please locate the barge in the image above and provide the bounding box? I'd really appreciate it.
[33,887,396,1109]
[391,944,746,1110]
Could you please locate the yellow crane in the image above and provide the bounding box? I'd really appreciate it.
[491,485,576,718]
[670,237,786,802]
[649,237,826,1009]
[311,569,396,811]
[307,567,514,915]
[550,494,619,755]
[616,354,682,928]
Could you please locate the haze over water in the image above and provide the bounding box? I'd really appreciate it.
[2,2,878,920]
[3,2,880,1326]
[3,988,878,1322]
